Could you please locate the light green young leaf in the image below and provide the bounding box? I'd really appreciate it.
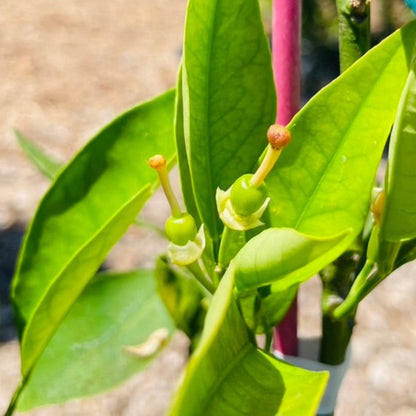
[16,270,174,410]
[15,130,63,180]
[267,22,416,238]
[169,266,328,416]
[182,0,276,248]
[175,68,201,226]
[155,255,205,339]
[234,228,351,292]
[11,90,176,377]
[381,45,416,242]
[239,285,298,334]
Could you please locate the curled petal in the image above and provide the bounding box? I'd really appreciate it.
[216,187,270,231]
[123,328,169,358]
[167,225,206,266]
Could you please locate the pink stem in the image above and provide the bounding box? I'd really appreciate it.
[272,0,301,356]
[274,298,298,355]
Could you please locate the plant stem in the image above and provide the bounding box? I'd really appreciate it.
[333,259,392,320]
[187,261,216,294]
[336,0,371,72]
[273,298,298,355]
[272,0,301,356]
[218,226,246,273]
[272,0,301,126]
[319,251,358,365]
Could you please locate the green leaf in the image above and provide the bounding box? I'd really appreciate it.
[15,129,63,180]
[16,270,174,410]
[234,228,351,292]
[11,90,176,377]
[175,68,201,226]
[394,237,416,268]
[239,285,297,334]
[182,0,276,248]
[267,22,416,237]
[155,255,205,339]
[169,266,328,416]
[381,45,416,242]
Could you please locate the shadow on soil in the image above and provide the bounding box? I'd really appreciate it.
[0,225,25,342]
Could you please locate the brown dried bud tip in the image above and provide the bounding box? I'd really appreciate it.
[267,124,291,150]
[148,154,166,170]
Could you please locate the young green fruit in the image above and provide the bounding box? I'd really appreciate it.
[230,174,268,217]
[165,213,198,246]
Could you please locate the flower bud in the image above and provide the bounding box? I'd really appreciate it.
[371,190,385,224]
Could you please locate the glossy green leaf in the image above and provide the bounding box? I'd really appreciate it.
[175,68,200,226]
[381,46,416,241]
[15,130,63,180]
[182,0,276,247]
[234,228,351,292]
[11,90,176,377]
[267,22,416,238]
[17,270,174,410]
[169,266,328,416]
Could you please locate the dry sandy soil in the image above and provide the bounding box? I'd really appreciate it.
[0,1,415,415]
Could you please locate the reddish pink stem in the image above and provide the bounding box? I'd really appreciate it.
[272,0,301,125]
[274,298,298,355]
[272,0,301,356]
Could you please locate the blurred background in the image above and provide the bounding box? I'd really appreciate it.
[0,0,415,414]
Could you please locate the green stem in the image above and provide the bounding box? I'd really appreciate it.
[218,226,246,273]
[336,0,370,72]
[186,260,216,294]
[333,237,401,319]
[264,329,273,353]
[319,251,358,365]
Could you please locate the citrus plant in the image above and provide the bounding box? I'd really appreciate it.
[6,1,416,415]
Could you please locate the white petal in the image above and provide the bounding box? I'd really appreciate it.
[216,186,270,231]
[167,225,206,266]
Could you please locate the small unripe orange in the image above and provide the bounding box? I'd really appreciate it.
[165,213,198,246]
[230,174,268,216]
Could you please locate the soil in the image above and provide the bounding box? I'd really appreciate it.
[0,1,415,415]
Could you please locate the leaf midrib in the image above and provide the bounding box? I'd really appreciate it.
[199,343,253,414]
